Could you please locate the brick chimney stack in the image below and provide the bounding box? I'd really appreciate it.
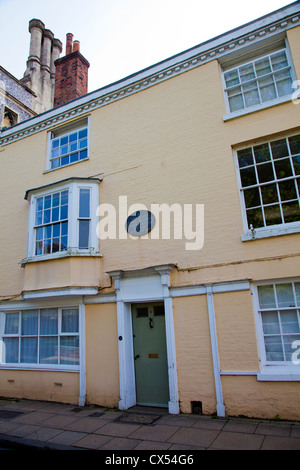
[54,33,90,107]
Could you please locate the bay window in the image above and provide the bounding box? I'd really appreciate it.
[25,177,100,260]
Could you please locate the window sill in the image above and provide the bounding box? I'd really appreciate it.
[257,365,300,381]
[21,249,103,267]
[223,95,293,122]
[241,223,300,242]
[0,364,79,373]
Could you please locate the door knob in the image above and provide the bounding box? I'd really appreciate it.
[134,354,140,360]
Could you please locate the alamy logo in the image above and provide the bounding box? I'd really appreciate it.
[96,196,204,251]
[292,340,300,365]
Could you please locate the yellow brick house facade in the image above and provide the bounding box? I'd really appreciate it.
[0,3,300,420]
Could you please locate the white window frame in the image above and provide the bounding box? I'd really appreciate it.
[26,178,100,261]
[45,117,90,172]
[222,42,297,120]
[252,279,300,381]
[234,132,300,241]
[0,306,80,371]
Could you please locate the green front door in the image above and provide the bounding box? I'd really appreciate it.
[132,303,169,407]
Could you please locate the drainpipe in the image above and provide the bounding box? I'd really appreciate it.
[206,285,226,417]
[79,301,86,406]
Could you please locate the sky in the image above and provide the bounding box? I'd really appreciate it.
[0,0,296,93]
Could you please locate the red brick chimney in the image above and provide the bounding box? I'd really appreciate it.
[54,33,90,107]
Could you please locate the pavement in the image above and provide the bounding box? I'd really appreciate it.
[0,398,300,452]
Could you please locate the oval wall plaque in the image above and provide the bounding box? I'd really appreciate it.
[126,210,155,236]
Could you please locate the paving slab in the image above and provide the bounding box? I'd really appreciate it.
[129,424,179,442]
[222,420,258,434]
[48,430,87,446]
[8,411,55,425]
[95,421,142,437]
[63,416,108,433]
[25,427,63,442]
[100,437,142,450]
[210,431,264,450]
[72,433,112,449]
[261,435,300,450]
[168,427,219,448]
[255,422,292,437]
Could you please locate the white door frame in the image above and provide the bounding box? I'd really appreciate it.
[109,265,179,414]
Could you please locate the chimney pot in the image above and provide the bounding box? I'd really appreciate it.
[73,40,80,53]
[66,33,74,55]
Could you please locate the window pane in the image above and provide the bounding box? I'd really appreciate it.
[274,158,293,179]
[244,188,260,208]
[239,64,255,82]
[62,309,79,333]
[258,77,276,102]
[295,283,300,306]
[246,207,264,228]
[271,51,288,71]
[254,144,271,163]
[282,201,300,223]
[283,334,300,361]
[289,135,300,155]
[243,83,260,107]
[40,309,58,335]
[79,189,90,218]
[271,139,289,159]
[278,180,297,201]
[5,313,19,334]
[79,149,88,160]
[293,156,300,175]
[255,57,271,77]
[240,166,257,187]
[258,285,276,308]
[228,94,244,112]
[264,336,284,361]
[280,310,299,333]
[261,183,278,204]
[275,70,293,97]
[264,204,282,226]
[21,337,37,363]
[261,311,280,334]
[40,337,58,364]
[79,128,87,139]
[257,162,275,183]
[237,148,254,168]
[224,69,240,87]
[79,220,90,249]
[22,311,38,336]
[3,338,19,363]
[70,152,79,163]
[60,337,79,365]
[275,283,295,308]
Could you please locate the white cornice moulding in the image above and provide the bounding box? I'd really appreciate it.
[0,4,299,146]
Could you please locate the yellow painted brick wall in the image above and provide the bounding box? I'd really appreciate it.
[0,370,79,404]
[173,295,216,414]
[222,376,300,421]
[214,290,260,372]
[1,26,300,295]
[85,303,120,407]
